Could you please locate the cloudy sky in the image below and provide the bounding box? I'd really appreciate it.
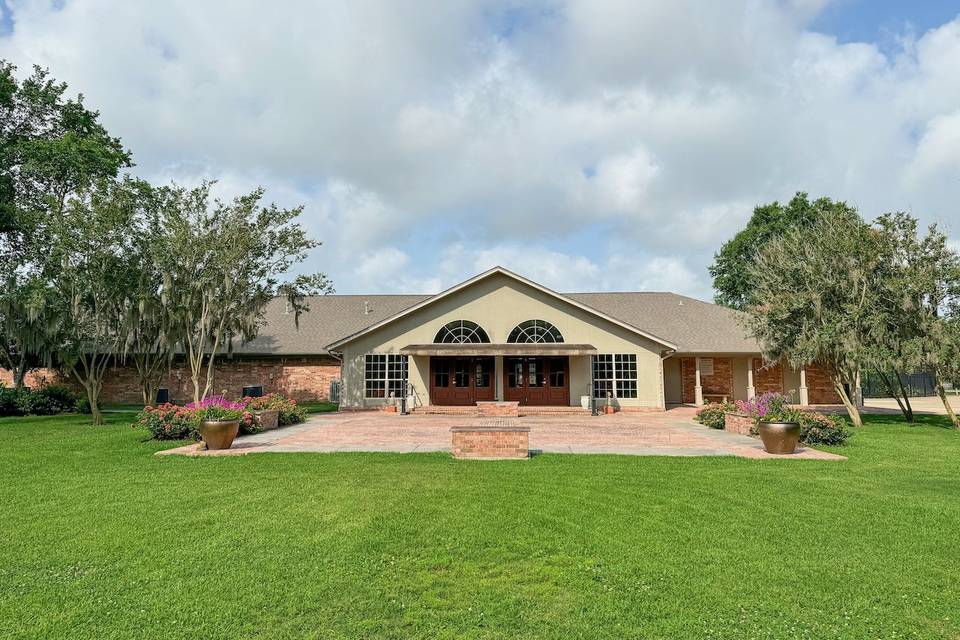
[2,0,959,299]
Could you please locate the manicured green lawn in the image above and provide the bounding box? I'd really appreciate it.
[1,413,957,639]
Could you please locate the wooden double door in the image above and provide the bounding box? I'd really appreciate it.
[430,357,495,406]
[504,357,569,406]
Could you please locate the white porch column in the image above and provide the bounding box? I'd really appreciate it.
[494,355,504,401]
[799,365,809,406]
[746,357,756,400]
[694,357,704,406]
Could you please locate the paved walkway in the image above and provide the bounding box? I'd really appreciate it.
[157,407,845,460]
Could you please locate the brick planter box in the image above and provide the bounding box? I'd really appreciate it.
[476,401,520,417]
[255,409,280,431]
[724,411,755,436]
[450,426,530,459]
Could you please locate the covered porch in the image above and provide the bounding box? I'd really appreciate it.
[662,355,836,406]
[398,343,598,408]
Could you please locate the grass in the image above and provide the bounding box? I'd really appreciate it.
[0,413,958,639]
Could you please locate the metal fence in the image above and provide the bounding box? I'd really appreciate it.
[861,372,938,398]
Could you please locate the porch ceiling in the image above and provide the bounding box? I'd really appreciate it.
[399,343,598,356]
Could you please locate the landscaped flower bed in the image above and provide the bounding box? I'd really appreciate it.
[242,393,307,426]
[695,402,735,429]
[727,392,852,446]
[134,393,308,441]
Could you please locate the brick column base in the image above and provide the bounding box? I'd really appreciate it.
[451,426,530,459]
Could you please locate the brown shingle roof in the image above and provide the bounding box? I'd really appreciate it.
[568,292,760,354]
[237,295,429,355]
[236,291,759,356]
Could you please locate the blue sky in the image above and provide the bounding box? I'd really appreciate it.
[1,1,959,298]
[811,0,959,44]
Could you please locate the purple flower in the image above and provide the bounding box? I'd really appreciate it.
[186,395,248,411]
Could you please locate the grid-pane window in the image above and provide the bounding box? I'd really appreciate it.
[593,354,638,398]
[365,354,408,399]
[387,355,408,398]
[615,354,638,398]
[593,354,613,398]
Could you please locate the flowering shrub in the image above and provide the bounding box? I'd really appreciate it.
[242,393,307,426]
[136,396,259,441]
[695,402,734,429]
[136,403,202,440]
[735,392,795,422]
[732,392,851,446]
[797,411,852,446]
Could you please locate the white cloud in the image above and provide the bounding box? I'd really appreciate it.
[2,1,960,297]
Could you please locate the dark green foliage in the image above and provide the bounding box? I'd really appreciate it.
[709,193,857,309]
[694,402,732,429]
[0,384,84,416]
[0,60,131,391]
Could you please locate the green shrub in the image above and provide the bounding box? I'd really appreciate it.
[797,411,852,446]
[243,393,307,426]
[0,384,84,417]
[75,397,92,414]
[0,385,23,416]
[695,402,734,429]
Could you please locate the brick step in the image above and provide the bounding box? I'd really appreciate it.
[412,405,591,416]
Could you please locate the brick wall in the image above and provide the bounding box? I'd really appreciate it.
[751,360,840,405]
[476,401,520,417]
[805,364,840,404]
[0,355,341,404]
[450,426,529,459]
[724,412,754,435]
[752,360,783,396]
[680,357,733,404]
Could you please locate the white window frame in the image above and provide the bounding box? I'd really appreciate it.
[365,354,408,399]
[593,354,638,399]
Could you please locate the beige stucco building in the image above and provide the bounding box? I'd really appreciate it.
[326,267,840,411]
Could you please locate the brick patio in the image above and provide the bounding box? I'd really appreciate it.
[157,406,845,460]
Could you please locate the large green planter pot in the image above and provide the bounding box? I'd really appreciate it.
[757,421,800,454]
[199,420,240,450]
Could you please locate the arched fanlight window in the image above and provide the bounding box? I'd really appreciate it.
[433,320,491,344]
[507,319,564,343]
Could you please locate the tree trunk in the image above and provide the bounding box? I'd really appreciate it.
[893,370,914,423]
[936,383,959,429]
[833,377,863,427]
[202,353,215,401]
[72,360,105,426]
[877,370,913,423]
[141,381,156,406]
[83,381,104,426]
[13,352,28,390]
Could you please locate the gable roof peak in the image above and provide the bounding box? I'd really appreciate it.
[325,266,678,351]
